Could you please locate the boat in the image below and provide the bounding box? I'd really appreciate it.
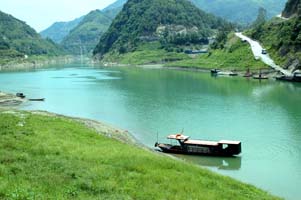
[155,134,241,157]
[211,69,221,74]
[16,93,26,98]
[253,69,268,80]
[28,98,45,101]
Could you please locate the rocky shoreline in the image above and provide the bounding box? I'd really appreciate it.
[0,92,25,107]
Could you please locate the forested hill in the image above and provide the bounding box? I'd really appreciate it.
[282,0,301,18]
[61,10,112,55]
[247,0,301,69]
[0,10,64,60]
[93,0,229,58]
[40,16,84,43]
[190,0,286,25]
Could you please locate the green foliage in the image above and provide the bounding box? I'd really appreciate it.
[40,16,84,44]
[247,15,301,66]
[61,10,112,55]
[282,0,301,18]
[93,0,228,58]
[0,10,64,63]
[0,111,281,199]
[165,33,266,70]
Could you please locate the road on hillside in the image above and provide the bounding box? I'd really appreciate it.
[235,32,292,76]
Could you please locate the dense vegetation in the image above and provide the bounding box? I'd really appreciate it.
[40,16,84,43]
[101,0,286,25]
[247,0,301,68]
[61,10,112,55]
[93,0,229,58]
[106,33,265,71]
[190,0,286,25]
[0,11,64,65]
[282,0,301,18]
[40,0,125,45]
[0,110,281,199]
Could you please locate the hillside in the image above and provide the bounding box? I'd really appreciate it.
[0,11,64,65]
[61,10,112,55]
[93,0,228,59]
[282,0,301,18]
[0,110,281,199]
[40,0,125,45]
[247,0,301,69]
[40,16,84,43]
[102,0,127,19]
[98,0,286,25]
[190,0,286,25]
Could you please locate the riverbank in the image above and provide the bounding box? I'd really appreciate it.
[0,55,87,72]
[0,92,25,107]
[98,33,268,72]
[0,109,281,199]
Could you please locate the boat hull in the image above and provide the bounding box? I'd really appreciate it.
[156,143,240,157]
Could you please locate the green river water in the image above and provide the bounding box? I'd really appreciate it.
[0,63,300,199]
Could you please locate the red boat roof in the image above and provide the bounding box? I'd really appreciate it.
[167,134,190,140]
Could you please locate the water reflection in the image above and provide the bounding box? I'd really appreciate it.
[174,154,242,171]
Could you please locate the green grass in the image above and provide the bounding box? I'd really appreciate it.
[0,110,281,199]
[165,33,267,71]
[102,34,267,71]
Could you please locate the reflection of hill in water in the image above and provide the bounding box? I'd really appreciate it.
[174,154,242,171]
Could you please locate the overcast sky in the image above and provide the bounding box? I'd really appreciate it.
[0,0,116,32]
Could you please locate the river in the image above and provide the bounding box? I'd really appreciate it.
[0,63,300,199]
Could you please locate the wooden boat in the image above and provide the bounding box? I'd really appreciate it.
[28,98,45,101]
[253,69,268,80]
[155,134,241,157]
[16,93,26,98]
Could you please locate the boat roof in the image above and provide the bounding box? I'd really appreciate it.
[219,140,241,145]
[184,140,219,146]
[167,134,190,140]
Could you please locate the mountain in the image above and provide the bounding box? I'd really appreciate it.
[40,16,84,43]
[282,0,301,18]
[40,0,126,45]
[61,10,112,55]
[102,0,127,19]
[190,0,286,25]
[93,0,228,59]
[0,10,64,60]
[247,0,301,69]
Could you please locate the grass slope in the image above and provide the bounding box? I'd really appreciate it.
[0,110,280,199]
[104,34,266,71]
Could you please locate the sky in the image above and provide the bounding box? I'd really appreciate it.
[0,0,116,32]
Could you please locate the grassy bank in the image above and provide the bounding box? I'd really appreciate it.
[0,110,281,199]
[102,34,267,71]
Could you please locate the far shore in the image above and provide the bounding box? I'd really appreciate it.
[99,61,279,78]
[0,55,85,72]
